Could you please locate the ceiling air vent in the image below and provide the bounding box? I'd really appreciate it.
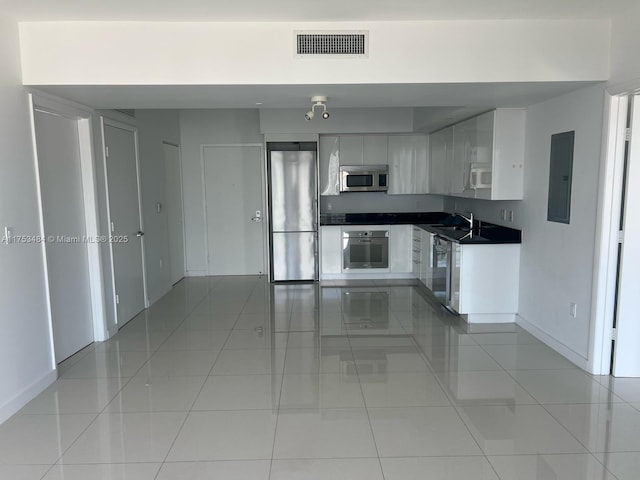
[295,31,368,57]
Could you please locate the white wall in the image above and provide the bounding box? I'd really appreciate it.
[517,84,606,367]
[180,109,263,275]
[135,110,181,303]
[0,17,56,423]
[19,21,610,86]
[609,2,640,87]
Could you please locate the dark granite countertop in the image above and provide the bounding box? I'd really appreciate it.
[320,212,521,244]
[320,212,449,226]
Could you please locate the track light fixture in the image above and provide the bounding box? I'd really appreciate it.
[304,96,330,121]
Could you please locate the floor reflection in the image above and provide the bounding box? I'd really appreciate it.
[2,276,639,479]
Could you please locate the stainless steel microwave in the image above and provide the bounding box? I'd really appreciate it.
[339,165,389,193]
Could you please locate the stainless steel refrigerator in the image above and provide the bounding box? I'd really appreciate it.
[268,148,318,282]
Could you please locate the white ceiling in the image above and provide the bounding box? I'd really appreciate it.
[1,0,629,21]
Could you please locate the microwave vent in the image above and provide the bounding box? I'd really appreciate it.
[295,32,368,56]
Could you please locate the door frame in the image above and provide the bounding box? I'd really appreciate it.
[162,141,187,284]
[589,93,627,375]
[28,92,108,365]
[200,143,268,277]
[100,117,149,326]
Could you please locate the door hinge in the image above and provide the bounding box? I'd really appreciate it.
[625,128,631,142]
[612,327,617,340]
[618,230,624,243]
[105,146,110,158]
[111,221,115,233]
[115,294,120,305]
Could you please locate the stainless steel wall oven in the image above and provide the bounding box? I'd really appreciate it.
[342,230,389,269]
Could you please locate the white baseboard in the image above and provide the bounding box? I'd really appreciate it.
[516,314,589,370]
[0,369,57,424]
[186,269,207,277]
[465,313,516,324]
[320,273,416,281]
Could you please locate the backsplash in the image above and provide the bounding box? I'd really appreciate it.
[320,193,444,214]
[443,197,523,229]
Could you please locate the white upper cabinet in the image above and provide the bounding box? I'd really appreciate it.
[429,126,454,195]
[475,109,525,200]
[339,135,364,165]
[319,134,428,196]
[363,135,388,165]
[429,108,525,200]
[388,135,428,195]
[319,135,340,196]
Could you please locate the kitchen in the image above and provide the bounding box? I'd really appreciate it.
[173,93,595,364]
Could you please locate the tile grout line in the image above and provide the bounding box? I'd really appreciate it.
[152,281,256,480]
[268,282,292,480]
[345,310,388,480]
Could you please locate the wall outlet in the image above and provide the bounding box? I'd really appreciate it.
[569,302,577,318]
[507,210,514,222]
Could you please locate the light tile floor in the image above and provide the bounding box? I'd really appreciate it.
[2,276,640,479]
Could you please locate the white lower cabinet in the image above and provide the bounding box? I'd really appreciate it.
[320,224,413,278]
[411,226,422,278]
[420,230,434,289]
[456,243,520,322]
[389,225,412,273]
[319,226,342,274]
[412,225,520,323]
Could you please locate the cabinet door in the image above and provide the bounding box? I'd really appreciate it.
[413,135,429,194]
[320,226,342,274]
[450,242,461,313]
[388,136,413,194]
[388,135,427,195]
[363,135,388,165]
[452,117,478,197]
[487,108,525,200]
[389,225,412,273]
[319,136,340,196]
[420,230,432,288]
[429,127,453,195]
[338,135,364,165]
[470,111,495,200]
[412,226,422,278]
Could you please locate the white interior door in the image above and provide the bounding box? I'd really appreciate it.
[104,123,146,326]
[203,145,265,275]
[613,95,640,377]
[34,110,94,363]
[163,143,185,285]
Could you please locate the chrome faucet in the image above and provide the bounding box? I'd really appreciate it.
[455,211,474,230]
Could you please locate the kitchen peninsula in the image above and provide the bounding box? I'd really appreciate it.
[320,212,521,323]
